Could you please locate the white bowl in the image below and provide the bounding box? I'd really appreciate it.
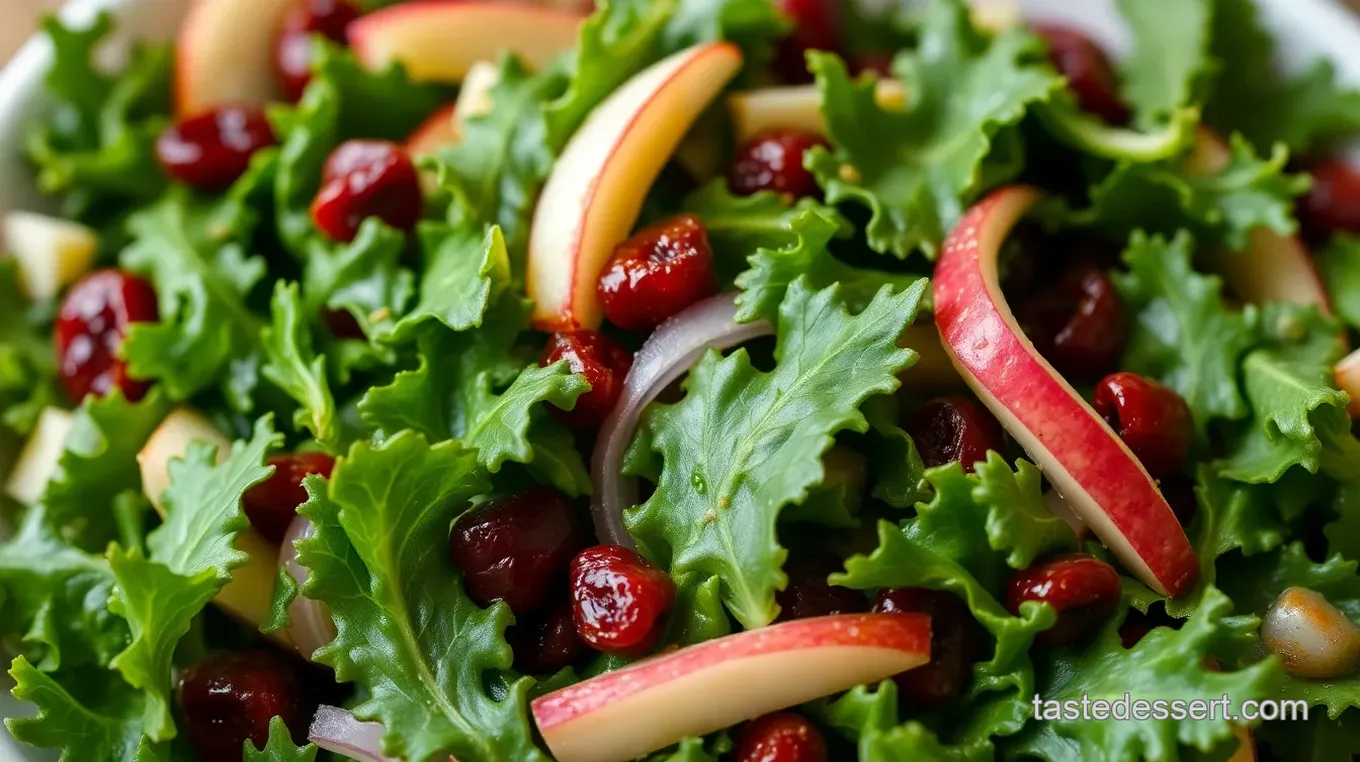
[2,0,1360,759]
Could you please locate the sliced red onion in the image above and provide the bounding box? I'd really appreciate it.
[590,293,773,545]
[279,514,338,660]
[309,705,399,762]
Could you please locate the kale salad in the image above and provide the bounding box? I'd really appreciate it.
[5,0,1360,760]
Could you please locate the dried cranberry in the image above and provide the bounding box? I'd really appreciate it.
[1006,554,1122,647]
[734,711,828,762]
[1093,372,1193,478]
[1019,265,1127,381]
[1300,159,1360,241]
[773,0,843,83]
[55,270,158,403]
[275,0,362,101]
[776,555,867,622]
[322,307,365,339]
[540,331,633,428]
[511,598,586,674]
[872,588,981,708]
[242,453,335,545]
[157,107,276,191]
[177,650,308,762]
[449,488,582,615]
[905,395,1006,472]
[311,140,422,243]
[728,129,829,199]
[569,545,675,656]
[1031,23,1129,125]
[597,214,718,331]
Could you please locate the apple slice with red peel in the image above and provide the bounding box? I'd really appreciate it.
[349,1,583,85]
[1337,349,1360,418]
[175,0,291,116]
[728,80,907,144]
[527,42,744,331]
[934,186,1197,597]
[532,613,929,762]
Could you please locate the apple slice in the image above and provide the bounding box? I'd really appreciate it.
[175,0,291,116]
[138,409,288,642]
[1337,349,1360,418]
[406,60,502,193]
[728,79,907,145]
[934,186,1197,597]
[4,407,74,506]
[532,613,929,762]
[527,42,743,331]
[3,212,98,302]
[349,1,583,85]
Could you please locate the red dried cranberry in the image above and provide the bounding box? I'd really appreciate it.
[449,488,582,615]
[773,0,843,83]
[728,129,829,199]
[1006,554,1121,647]
[776,555,867,622]
[311,140,422,243]
[242,453,335,545]
[1019,265,1128,380]
[1031,23,1129,125]
[540,331,633,428]
[872,588,981,708]
[905,396,1006,472]
[275,0,362,101]
[734,711,828,762]
[597,214,718,331]
[569,545,675,656]
[55,269,158,403]
[322,307,365,339]
[1300,159,1360,241]
[177,650,308,762]
[511,598,586,674]
[1093,372,1193,478]
[157,107,276,191]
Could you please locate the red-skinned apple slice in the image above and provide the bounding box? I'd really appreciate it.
[175,0,291,116]
[532,613,929,762]
[933,186,1197,597]
[728,80,907,144]
[349,1,583,85]
[1337,348,1360,418]
[527,42,743,331]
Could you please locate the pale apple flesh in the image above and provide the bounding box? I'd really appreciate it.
[527,42,744,331]
[349,1,583,85]
[4,408,74,506]
[175,0,291,115]
[933,186,1198,597]
[532,613,930,762]
[4,211,98,302]
[728,79,907,145]
[1337,348,1360,418]
[137,408,289,644]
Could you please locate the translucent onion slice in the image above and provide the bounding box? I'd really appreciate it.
[589,293,773,545]
[308,705,398,762]
[279,514,338,660]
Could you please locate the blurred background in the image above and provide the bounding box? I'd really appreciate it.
[2,2,61,62]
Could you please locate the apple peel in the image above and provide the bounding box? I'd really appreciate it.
[532,613,930,762]
[933,186,1197,597]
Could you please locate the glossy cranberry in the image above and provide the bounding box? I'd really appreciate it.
[242,453,335,545]
[1019,265,1128,380]
[449,488,581,615]
[177,650,307,762]
[597,215,718,331]
[773,0,843,83]
[1032,23,1129,125]
[55,270,158,403]
[728,129,829,199]
[157,107,276,191]
[511,599,586,674]
[872,588,981,708]
[311,140,422,243]
[275,0,362,101]
[1093,372,1193,478]
[1300,159,1360,240]
[1006,554,1122,647]
[734,712,828,762]
[905,396,1006,472]
[322,307,365,339]
[775,555,867,622]
[540,331,633,428]
[569,545,675,656]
